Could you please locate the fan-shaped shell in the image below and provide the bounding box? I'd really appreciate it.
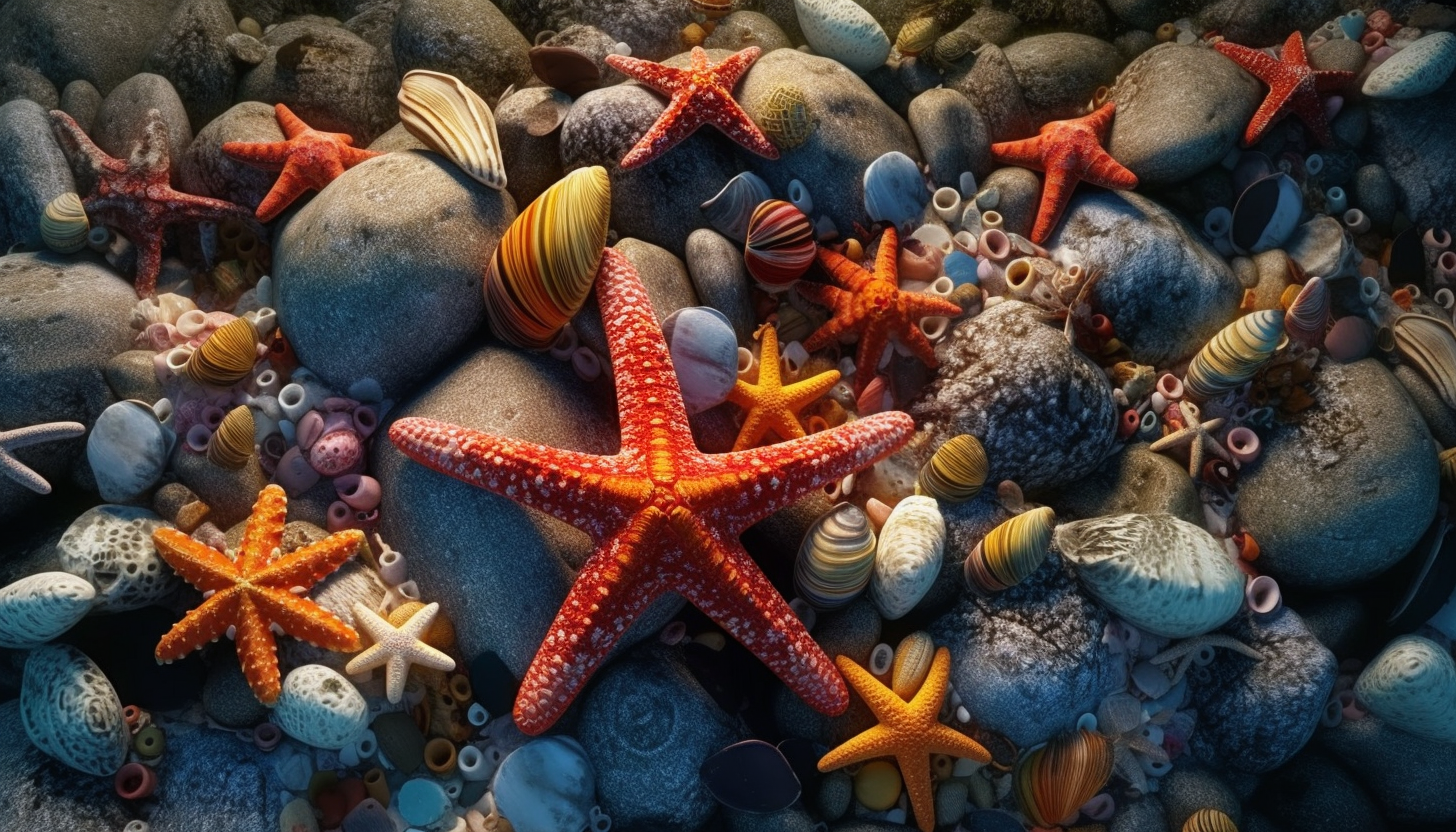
[1183,310,1285,402]
[40,192,89,254]
[701,171,773,243]
[1393,313,1456,412]
[1354,634,1456,743]
[744,199,816,290]
[890,631,935,699]
[184,316,259,388]
[207,405,255,470]
[398,69,506,190]
[1183,808,1239,832]
[758,84,814,150]
[916,434,988,503]
[964,506,1054,597]
[1283,276,1328,348]
[895,18,940,56]
[1014,729,1113,828]
[869,495,945,620]
[795,502,877,610]
[484,166,611,349]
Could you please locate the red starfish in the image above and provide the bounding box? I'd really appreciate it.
[603,46,780,169]
[222,103,382,222]
[797,227,963,395]
[49,109,261,298]
[989,102,1139,244]
[389,247,915,735]
[1214,32,1354,147]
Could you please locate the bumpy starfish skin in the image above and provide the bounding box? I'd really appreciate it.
[1214,32,1355,147]
[1149,402,1232,480]
[0,421,86,494]
[727,322,842,451]
[49,109,260,298]
[990,102,1139,244]
[819,647,990,832]
[603,46,780,169]
[797,227,963,395]
[389,248,916,734]
[346,601,456,704]
[222,103,382,221]
[152,484,362,704]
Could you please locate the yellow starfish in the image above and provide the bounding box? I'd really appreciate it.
[818,646,990,832]
[726,322,841,451]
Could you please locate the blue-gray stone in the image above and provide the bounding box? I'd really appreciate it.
[1319,714,1456,825]
[0,98,76,251]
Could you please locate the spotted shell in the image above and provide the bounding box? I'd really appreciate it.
[484,166,611,349]
[40,192,89,254]
[916,434,988,503]
[1014,729,1113,828]
[794,502,877,610]
[869,495,945,620]
[1393,313,1456,412]
[701,171,773,243]
[895,18,940,57]
[1354,634,1456,743]
[207,405,255,470]
[757,85,815,150]
[1183,808,1239,832]
[890,631,935,699]
[964,506,1054,597]
[1183,310,1285,402]
[184,316,259,388]
[398,69,507,190]
[689,0,734,20]
[744,199,816,291]
[1283,277,1329,348]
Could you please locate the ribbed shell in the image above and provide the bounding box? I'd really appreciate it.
[795,502,877,610]
[701,171,773,243]
[1183,808,1239,832]
[484,166,611,349]
[1283,277,1329,348]
[184,316,259,388]
[869,495,945,620]
[964,506,1054,597]
[207,406,255,469]
[398,69,507,190]
[1183,310,1285,402]
[890,631,935,699]
[895,18,940,56]
[758,85,814,150]
[1014,730,1114,828]
[931,29,975,64]
[40,192,89,254]
[744,199,816,290]
[689,0,734,19]
[916,434,988,503]
[1393,313,1456,412]
[1353,634,1456,743]
[1440,447,1456,488]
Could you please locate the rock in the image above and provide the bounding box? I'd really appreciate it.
[1110,794,1169,832]
[1037,442,1204,525]
[1003,33,1124,126]
[0,0,175,96]
[176,101,283,209]
[276,558,386,675]
[946,43,1032,143]
[1000,0,1111,36]
[365,121,427,153]
[20,644,128,775]
[102,350,165,404]
[1293,592,1375,659]
[1195,0,1341,48]
[0,572,95,649]
[272,664,369,749]
[1319,714,1456,825]
[1048,190,1243,366]
[704,11,793,53]
[943,8,1023,51]
[572,237,703,360]
[391,0,533,103]
[492,737,596,832]
[144,0,239,128]
[494,86,569,210]
[1354,634,1456,744]
[910,300,1118,492]
[1308,37,1367,75]
[59,80,103,133]
[1366,79,1456,232]
[0,98,76,251]
[202,651,271,728]
[86,400,173,504]
[1350,162,1399,229]
[1237,359,1439,589]
[1159,761,1242,831]
[1363,32,1456,99]
[0,62,59,109]
[171,448,270,531]
[1255,750,1388,832]
[978,166,1041,239]
[1283,215,1360,281]
[1394,363,1456,447]
[92,73,193,183]
[908,88,992,188]
[56,505,178,612]
[685,228,757,344]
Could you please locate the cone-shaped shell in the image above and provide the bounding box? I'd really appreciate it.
[869,495,945,620]
[895,18,940,56]
[795,502,877,610]
[484,166,611,349]
[964,506,1054,597]
[207,405,255,470]
[184,316,259,388]
[1183,808,1239,832]
[1393,313,1456,412]
[40,192,89,254]
[758,85,814,150]
[890,631,935,700]
[1183,310,1285,402]
[916,434,988,503]
[1354,634,1456,743]
[1283,277,1329,348]
[744,199,816,290]
[398,69,506,190]
[1014,729,1113,828]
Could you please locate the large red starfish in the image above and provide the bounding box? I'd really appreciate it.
[49,109,260,298]
[603,45,780,169]
[989,102,1139,244]
[389,247,915,735]
[797,227,963,395]
[1214,32,1354,147]
[222,103,382,221]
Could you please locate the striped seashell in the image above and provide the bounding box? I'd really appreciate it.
[701,171,773,242]
[484,166,611,349]
[1183,808,1239,832]
[1014,729,1114,828]
[40,192,89,254]
[890,631,935,700]
[1393,313,1456,412]
[689,0,734,20]
[916,434,988,503]
[758,84,815,150]
[744,199,816,290]
[398,69,507,190]
[184,316,259,388]
[207,405,255,470]
[794,502,877,610]
[894,18,940,57]
[930,28,975,65]
[1283,277,1329,348]
[964,506,1054,597]
[1354,634,1456,743]
[869,495,945,620]
[1183,310,1285,402]
[1440,447,1456,488]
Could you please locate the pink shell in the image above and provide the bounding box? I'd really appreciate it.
[335,474,382,512]
[1325,316,1374,363]
[274,446,321,495]
[297,410,326,450]
[1283,276,1329,348]
[744,199,816,289]
[309,430,364,477]
[898,237,943,281]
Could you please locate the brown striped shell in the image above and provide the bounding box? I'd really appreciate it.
[890,631,935,699]
[1014,729,1113,828]
[398,69,507,190]
[1183,310,1285,402]
[964,506,1054,597]
[184,316,259,388]
[915,434,987,503]
[744,199,816,290]
[894,18,940,56]
[207,405,255,469]
[40,192,89,254]
[689,0,733,20]
[1182,808,1239,832]
[757,85,815,150]
[1393,313,1456,412]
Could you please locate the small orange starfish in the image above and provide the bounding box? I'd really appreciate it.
[151,484,363,704]
[1214,31,1355,147]
[222,103,382,221]
[797,227,962,396]
[989,101,1139,244]
[818,646,990,832]
[727,322,841,451]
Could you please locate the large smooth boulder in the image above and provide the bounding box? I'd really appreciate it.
[143,0,239,127]
[0,98,76,251]
[176,100,282,210]
[391,0,533,103]
[1002,33,1124,126]
[1367,76,1456,233]
[0,0,175,96]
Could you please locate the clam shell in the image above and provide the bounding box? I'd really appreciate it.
[484,166,611,349]
[398,69,507,190]
[689,0,734,20]
[1440,447,1456,488]
[794,0,892,74]
[40,192,89,254]
[1014,729,1113,828]
[890,631,935,700]
[207,405,255,470]
[758,84,814,150]
[663,306,738,414]
[1283,276,1329,348]
[744,199,816,290]
[795,502,877,610]
[894,17,940,56]
[1231,173,1301,254]
[1393,313,1456,412]
[1182,808,1238,832]
[964,506,1054,597]
[701,171,773,243]
[863,150,928,229]
[1183,310,1285,402]
[869,495,945,620]
[184,316,259,388]
[916,434,988,503]
[1354,634,1456,743]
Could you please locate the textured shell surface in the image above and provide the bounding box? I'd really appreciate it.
[863,150,928,229]
[758,85,815,150]
[869,495,945,620]
[1183,310,1284,402]
[701,171,774,242]
[795,501,878,610]
[1283,276,1329,348]
[40,192,89,254]
[966,506,1054,596]
[1053,513,1244,638]
[20,644,129,775]
[273,664,371,750]
[1182,808,1239,832]
[185,315,260,388]
[1363,31,1456,99]
[398,69,507,190]
[894,18,940,56]
[207,405,256,470]
[744,199,816,289]
[916,434,988,503]
[57,505,178,613]
[793,0,892,73]
[1354,634,1456,743]
[1014,729,1113,828]
[890,630,935,699]
[0,572,96,649]
[664,307,739,414]
[1393,313,1456,412]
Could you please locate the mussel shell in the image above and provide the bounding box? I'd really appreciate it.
[184,316,260,388]
[1393,313,1456,412]
[398,69,507,190]
[1182,808,1238,832]
[758,84,814,150]
[1013,729,1113,828]
[917,434,988,504]
[890,631,935,700]
[207,405,255,469]
[701,171,773,242]
[1282,276,1329,348]
[1183,310,1285,402]
[965,506,1054,597]
[894,17,940,56]
[40,192,89,254]
[744,199,816,290]
[795,502,877,610]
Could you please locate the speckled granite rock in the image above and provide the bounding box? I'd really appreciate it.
[1319,714,1456,825]
[979,166,1041,239]
[909,88,993,188]
[0,62,59,109]
[1255,750,1388,832]
[1366,80,1456,233]
[143,0,239,127]
[1110,794,1170,832]
[0,0,175,96]
[92,73,193,183]
[946,43,1032,143]
[0,98,76,251]
[59,80,103,133]
[1037,442,1204,525]
[1003,33,1124,126]
[391,0,533,102]
[704,11,793,53]
[497,0,693,62]
[176,100,282,210]
[1393,363,1456,448]
[1159,760,1242,830]
[1196,0,1342,48]
[685,228,757,344]
[494,86,570,210]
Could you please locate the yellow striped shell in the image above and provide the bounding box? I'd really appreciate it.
[207,405,255,469]
[915,434,987,503]
[40,192,89,254]
[1440,447,1456,488]
[869,495,945,620]
[1394,314,1456,412]
[757,85,814,150]
[890,631,935,699]
[1014,729,1113,828]
[184,316,259,388]
[895,18,940,57]
[964,506,1053,597]
[794,502,877,610]
[1183,310,1285,402]
[483,166,611,349]
[1183,808,1239,832]
[398,69,507,190]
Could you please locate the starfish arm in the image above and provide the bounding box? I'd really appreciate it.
[899,758,938,832]
[274,103,311,139]
[1287,86,1336,145]
[1214,41,1288,84]
[701,90,780,160]
[851,316,893,393]
[837,652,911,724]
[990,134,1049,170]
[0,449,53,494]
[234,593,284,703]
[815,246,875,292]
[130,228,166,299]
[602,53,680,94]
[236,484,288,575]
[818,724,897,770]
[152,529,240,592]
[901,291,964,321]
[728,392,773,451]
[253,529,363,589]
[340,144,385,168]
[155,589,238,661]
[892,314,942,370]
[1314,69,1356,95]
[406,641,456,672]
[873,227,901,285]
[0,422,86,449]
[618,92,706,170]
[250,586,361,652]
[1082,101,1118,139]
[397,601,440,640]
[710,45,761,88]
[755,324,784,389]
[923,723,993,761]
[49,110,125,176]
[348,604,396,646]
[784,369,842,410]
[384,655,412,703]
[1082,150,1140,191]
[1242,93,1291,146]
[1147,427,1196,452]
[344,642,388,676]
[1281,30,1309,67]
[220,140,293,170]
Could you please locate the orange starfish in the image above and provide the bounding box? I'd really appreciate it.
[222,103,382,221]
[727,322,841,451]
[797,227,962,396]
[989,102,1139,244]
[818,646,990,832]
[151,484,363,704]
[1214,31,1355,147]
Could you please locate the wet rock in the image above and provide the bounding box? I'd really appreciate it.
[177,101,283,209]
[102,350,165,404]
[946,43,1032,143]
[144,0,239,128]
[1350,162,1400,230]
[1037,442,1204,525]
[0,98,76,251]
[391,0,533,103]
[909,88,992,188]
[172,449,270,531]
[1319,714,1456,825]
[495,86,570,210]
[0,62,59,109]
[1195,0,1342,48]
[704,11,793,53]
[1003,33,1124,126]
[202,651,271,728]
[1254,750,1387,832]
[0,0,175,96]
[92,73,193,183]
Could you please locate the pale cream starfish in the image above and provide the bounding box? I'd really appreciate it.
[1148,402,1232,481]
[346,601,455,703]
[0,421,86,494]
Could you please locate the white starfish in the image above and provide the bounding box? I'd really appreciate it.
[0,421,86,494]
[346,601,456,703]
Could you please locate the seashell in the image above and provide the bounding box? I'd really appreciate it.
[1362,32,1456,99]
[184,316,259,388]
[529,46,603,99]
[40,192,89,253]
[930,28,975,65]
[663,306,739,413]
[1282,277,1328,348]
[869,495,945,620]
[1393,313,1456,412]
[398,69,507,190]
[895,17,940,57]
[744,199,817,290]
[494,737,599,831]
[273,664,369,750]
[1440,447,1456,488]
[916,434,988,503]
[794,0,892,74]
[1230,173,1302,255]
[1325,315,1375,363]
[890,631,935,699]
[1182,808,1239,832]
[0,572,95,649]
[1014,729,1113,828]
[1054,513,1245,638]
[87,400,173,504]
[1354,634,1456,743]
[206,405,255,469]
[964,506,1055,597]
[21,644,129,775]
[701,171,774,242]
[1183,310,1285,402]
[1231,151,1274,194]
[795,502,877,610]
[484,166,611,349]
[863,151,927,229]
[700,740,801,813]
[759,84,815,150]
[689,0,734,19]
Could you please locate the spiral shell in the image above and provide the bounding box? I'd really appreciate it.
[398,69,506,190]
[757,85,815,150]
[964,506,1054,597]
[895,18,940,56]
[40,192,89,254]
[207,405,255,470]
[1183,310,1285,402]
[915,434,988,503]
[184,316,259,388]
[484,166,611,349]
[890,631,935,700]
[701,171,773,242]
[1014,729,1114,828]
[869,495,945,620]
[1354,634,1456,743]
[1283,277,1329,348]
[1183,808,1239,832]
[794,502,877,610]
[744,199,816,290]
[1393,313,1456,412]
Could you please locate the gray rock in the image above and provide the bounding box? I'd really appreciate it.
[0,98,76,251]
[685,228,757,344]
[202,651,271,728]
[1048,190,1243,366]
[1319,714,1456,825]
[1105,0,1203,30]
[758,0,805,45]
[0,0,175,96]
[391,0,533,103]
[1351,162,1400,228]
[1001,0,1111,36]
[172,448,270,531]
[494,86,570,210]
[0,62,59,109]
[942,8,1023,51]
[1110,794,1170,832]
[273,150,515,399]
[365,121,426,153]
[102,350,166,403]
[1292,592,1374,659]
[1159,760,1242,830]
[908,88,992,188]
[1308,37,1367,74]
[704,11,793,53]
[979,166,1041,239]
[92,73,193,186]
[1237,359,1439,589]
[1283,215,1360,281]
[1366,74,1456,232]
[1331,103,1368,147]
[1394,362,1456,447]
[946,43,1032,143]
[176,101,282,209]
[1256,750,1387,832]
[144,0,239,128]
[725,804,819,832]
[59,80,103,134]
[1003,33,1124,126]
[1196,0,1341,48]
[513,0,694,63]
[1038,442,1204,525]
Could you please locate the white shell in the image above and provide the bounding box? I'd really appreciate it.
[57,505,179,613]
[794,0,892,73]
[492,737,597,832]
[0,572,95,649]
[1354,635,1456,744]
[20,644,129,775]
[273,664,370,750]
[398,69,507,190]
[869,495,945,620]
[87,399,173,504]
[1363,31,1456,99]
